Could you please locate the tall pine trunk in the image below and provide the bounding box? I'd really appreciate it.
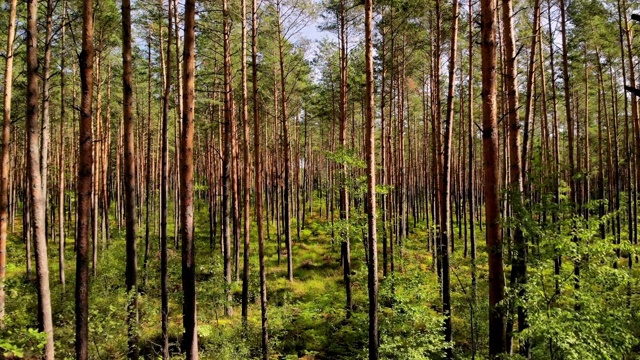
[481,0,506,355]
[160,0,173,356]
[222,0,234,316]
[252,0,269,355]
[75,0,95,358]
[364,0,378,357]
[58,1,67,291]
[181,0,199,356]
[0,0,18,323]
[502,0,528,355]
[440,1,459,356]
[338,0,351,317]
[122,0,139,356]
[241,0,251,322]
[26,0,55,355]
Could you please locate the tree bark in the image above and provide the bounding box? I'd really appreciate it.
[467,0,478,355]
[502,0,528,354]
[75,0,93,360]
[252,0,269,355]
[559,0,580,306]
[338,0,351,317]
[440,1,459,356]
[122,0,139,355]
[40,0,53,233]
[364,0,378,357]
[181,0,199,355]
[143,29,153,289]
[58,0,67,291]
[222,0,234,316]
[26,0,55,356]
[160,0,173,356]
[0,0,18,323]
[480,0,506,355]
[241,0,251,322]
[275,0,294,282]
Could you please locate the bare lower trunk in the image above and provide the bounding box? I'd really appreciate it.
[502,0,528,355]
[26,0,54,356]
[222,0,234,316]
[240,0,251,322]
[364,0,378,357]
[160,0,173,357]
[0,0,18,323]
[481,0,506,355]
[440,2,459,357]
[181,0,199,356]
[58,2,67,291]
[252,0,269,355]
[122,0,139,356]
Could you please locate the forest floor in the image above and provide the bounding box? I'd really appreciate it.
[2,202,512,359]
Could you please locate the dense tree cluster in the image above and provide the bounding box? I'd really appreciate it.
[0,0,639,358]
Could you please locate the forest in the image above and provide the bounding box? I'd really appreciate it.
[0,0,640,358]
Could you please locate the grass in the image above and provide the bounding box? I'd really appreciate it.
[3,197,639,359]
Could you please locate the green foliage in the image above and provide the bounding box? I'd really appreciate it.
[379,271,449,359]
[0,326,47,358]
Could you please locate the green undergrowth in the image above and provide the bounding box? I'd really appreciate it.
[1,199,639,359]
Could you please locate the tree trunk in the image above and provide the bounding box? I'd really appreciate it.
[364,0,378,356]
[275,0,294,282]
[0,0,18,323]
[122,0,139,356]
[58,1,67,291]
[502,0,528,354]
[143,30,153,289]
[222,0,234,316]
[41,0,53,238]
[26,0,55,356]
[252,0,269,355]
[467,0,478,355]
[440,1,459,356]
[559,0,579,306]
[338,0,351,317]
[240,0,251,322]
[181,0,199,355]
[160,0,173,356]
[480,0,506,355]
[73,0,88,353]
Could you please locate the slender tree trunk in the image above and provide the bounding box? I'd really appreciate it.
[0,0,18,323]
[380,22,388,278]
[75,39,93,351]
[252,0,269,355]
[481,0,506,355]
[364,0,378,356]
[143,30,153,288]
[467,1,478,355]
[240,0,251,323]
[122,0,139,355]
[502,0,528,354]
[26,0,55,355]
[91,56,101,276]
[41,0,53,237]
[58,2,67,291]
[545,0,562,296]
[173,0,182,249]
[559,0,579,305]
[338,0,352,317]
[521,0,540,185]
[160,0,173,356]
[275,1,294,282]
[222,0,234,316]
[181,0,199,355]
[440,1,459,356]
